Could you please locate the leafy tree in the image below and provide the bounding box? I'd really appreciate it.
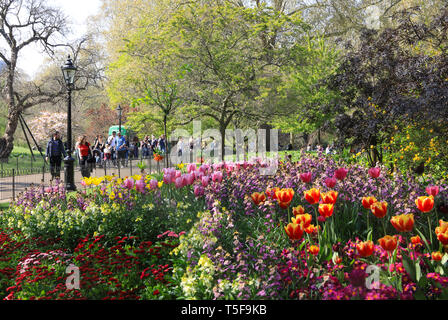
[326,7,448,169]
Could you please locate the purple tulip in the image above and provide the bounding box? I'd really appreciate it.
[124,178,134,190]
[135,179,146,193]
[194,185,204,197]
[299,172,312,183]
[150,179,158,190]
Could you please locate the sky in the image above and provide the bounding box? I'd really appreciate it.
[17,0,103,79]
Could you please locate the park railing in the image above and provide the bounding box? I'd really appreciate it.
[0,153,179,202]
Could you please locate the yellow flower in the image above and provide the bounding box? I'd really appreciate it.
[158,181,164,188]
[109,192,115,200]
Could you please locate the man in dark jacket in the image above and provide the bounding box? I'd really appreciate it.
[46,131,67,181]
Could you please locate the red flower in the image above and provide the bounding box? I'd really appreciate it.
[416,196,434,213]
[362,196,377,210]
[299,172,312,183]
[324,177,337,189]
[309,245,319,255]
[284,223,304,241]
[153,290,160,295]
[318,203,334,218]
[426,186,439,197]
[390,214,414,232]
[321,190,338,205]
[276,188,294,209]
[266,187,280,200]
[435,220,448,245]
[356,240,374,257]
[334,168,348,180]
[371,201,388,218]
[292,205,305,216]
[304,188,320,205]
[291,213,312,228]
[368,167,381,179]
[251,192,266,206]
[432,251,443,262]
[378,235,397,252]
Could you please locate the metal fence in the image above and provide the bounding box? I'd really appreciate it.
[0,154,178,202]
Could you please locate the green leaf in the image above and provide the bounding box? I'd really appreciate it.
[402,253,416,282]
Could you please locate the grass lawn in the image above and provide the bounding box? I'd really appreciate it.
[0,145,47,176]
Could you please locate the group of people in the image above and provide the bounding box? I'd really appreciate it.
[45,130,170,180]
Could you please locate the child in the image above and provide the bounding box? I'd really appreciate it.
[103,144,112,166]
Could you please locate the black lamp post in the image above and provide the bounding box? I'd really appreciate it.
[61,55,77,191]
[117,105,122,134]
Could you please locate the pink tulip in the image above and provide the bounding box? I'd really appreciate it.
[334,168,348,180]
[212,171,223,183]
[201,176,210,187]
[426,185,439,197]
[124,178,134,190]
[368,167,381,179]
[175,177,185,189]
[194,170,204,181]
[199,164,210,174]
[194,185,204,197]
[175,170,182,178]
[299,172,312,183]
[163,174,173,185]
[184,173,195,186]
[135,179,146,193]
[187,163,197,173]
[150,179,158,190]
[324,177,337,189]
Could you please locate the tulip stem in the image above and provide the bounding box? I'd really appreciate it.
[427,215,433,249]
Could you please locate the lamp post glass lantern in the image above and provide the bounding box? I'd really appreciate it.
[61,55,77,191]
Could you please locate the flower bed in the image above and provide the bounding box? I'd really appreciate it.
[1,153,448,300]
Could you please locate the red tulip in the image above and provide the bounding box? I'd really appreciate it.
[411,235,422,245]
[266,187,280,200]
[436,220,448,245]
[390,214,414,232]
[371,201,388,218]
[304,188,320,205]
[309,245,320,255]
[284,223,304,241]
[432,251,443,262]
[292,205,305,216]
[276,188,294,209]
[334,168,348,180]
[251,192,266,206]
[318,203,334,218]
[299,172,312,183]
[321,190,338,205]
[291,213,312,228]
[324,177,337,189]
[356,240,374,257]
[378,235,397,253]
[362,196,377,210]
[426,186,439,197]
[368,167,381,179]
[415,196,434,213]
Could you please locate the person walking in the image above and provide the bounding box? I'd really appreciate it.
[93,135,105,167]
[107,131,118,165]
[45,131,67,181]
[159,134,167,154]
[77,136,92,178]
[116,132,127,167]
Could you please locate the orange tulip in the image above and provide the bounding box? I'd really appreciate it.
[284,223,304,241]
[378,235,397,253]
[304,188,320,205]
[362,196,377,209]
[356,240,374,257]
[321,190,338,205]
[276,188,295,209]
[415,195,434,213]
[251,192,266,206]
[318,203,334,218]
[435,220,448,245]
[291,213,312,229]
[390,214,414,232]
[266,187,280,200]
[309,245,320,255]
[411,235,422,245]
[371,201,388,218]
[292,205,305,216]
[432,251,443,262]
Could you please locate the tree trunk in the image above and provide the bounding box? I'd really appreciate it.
[220,125,226,162]
[0,54,19,159]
